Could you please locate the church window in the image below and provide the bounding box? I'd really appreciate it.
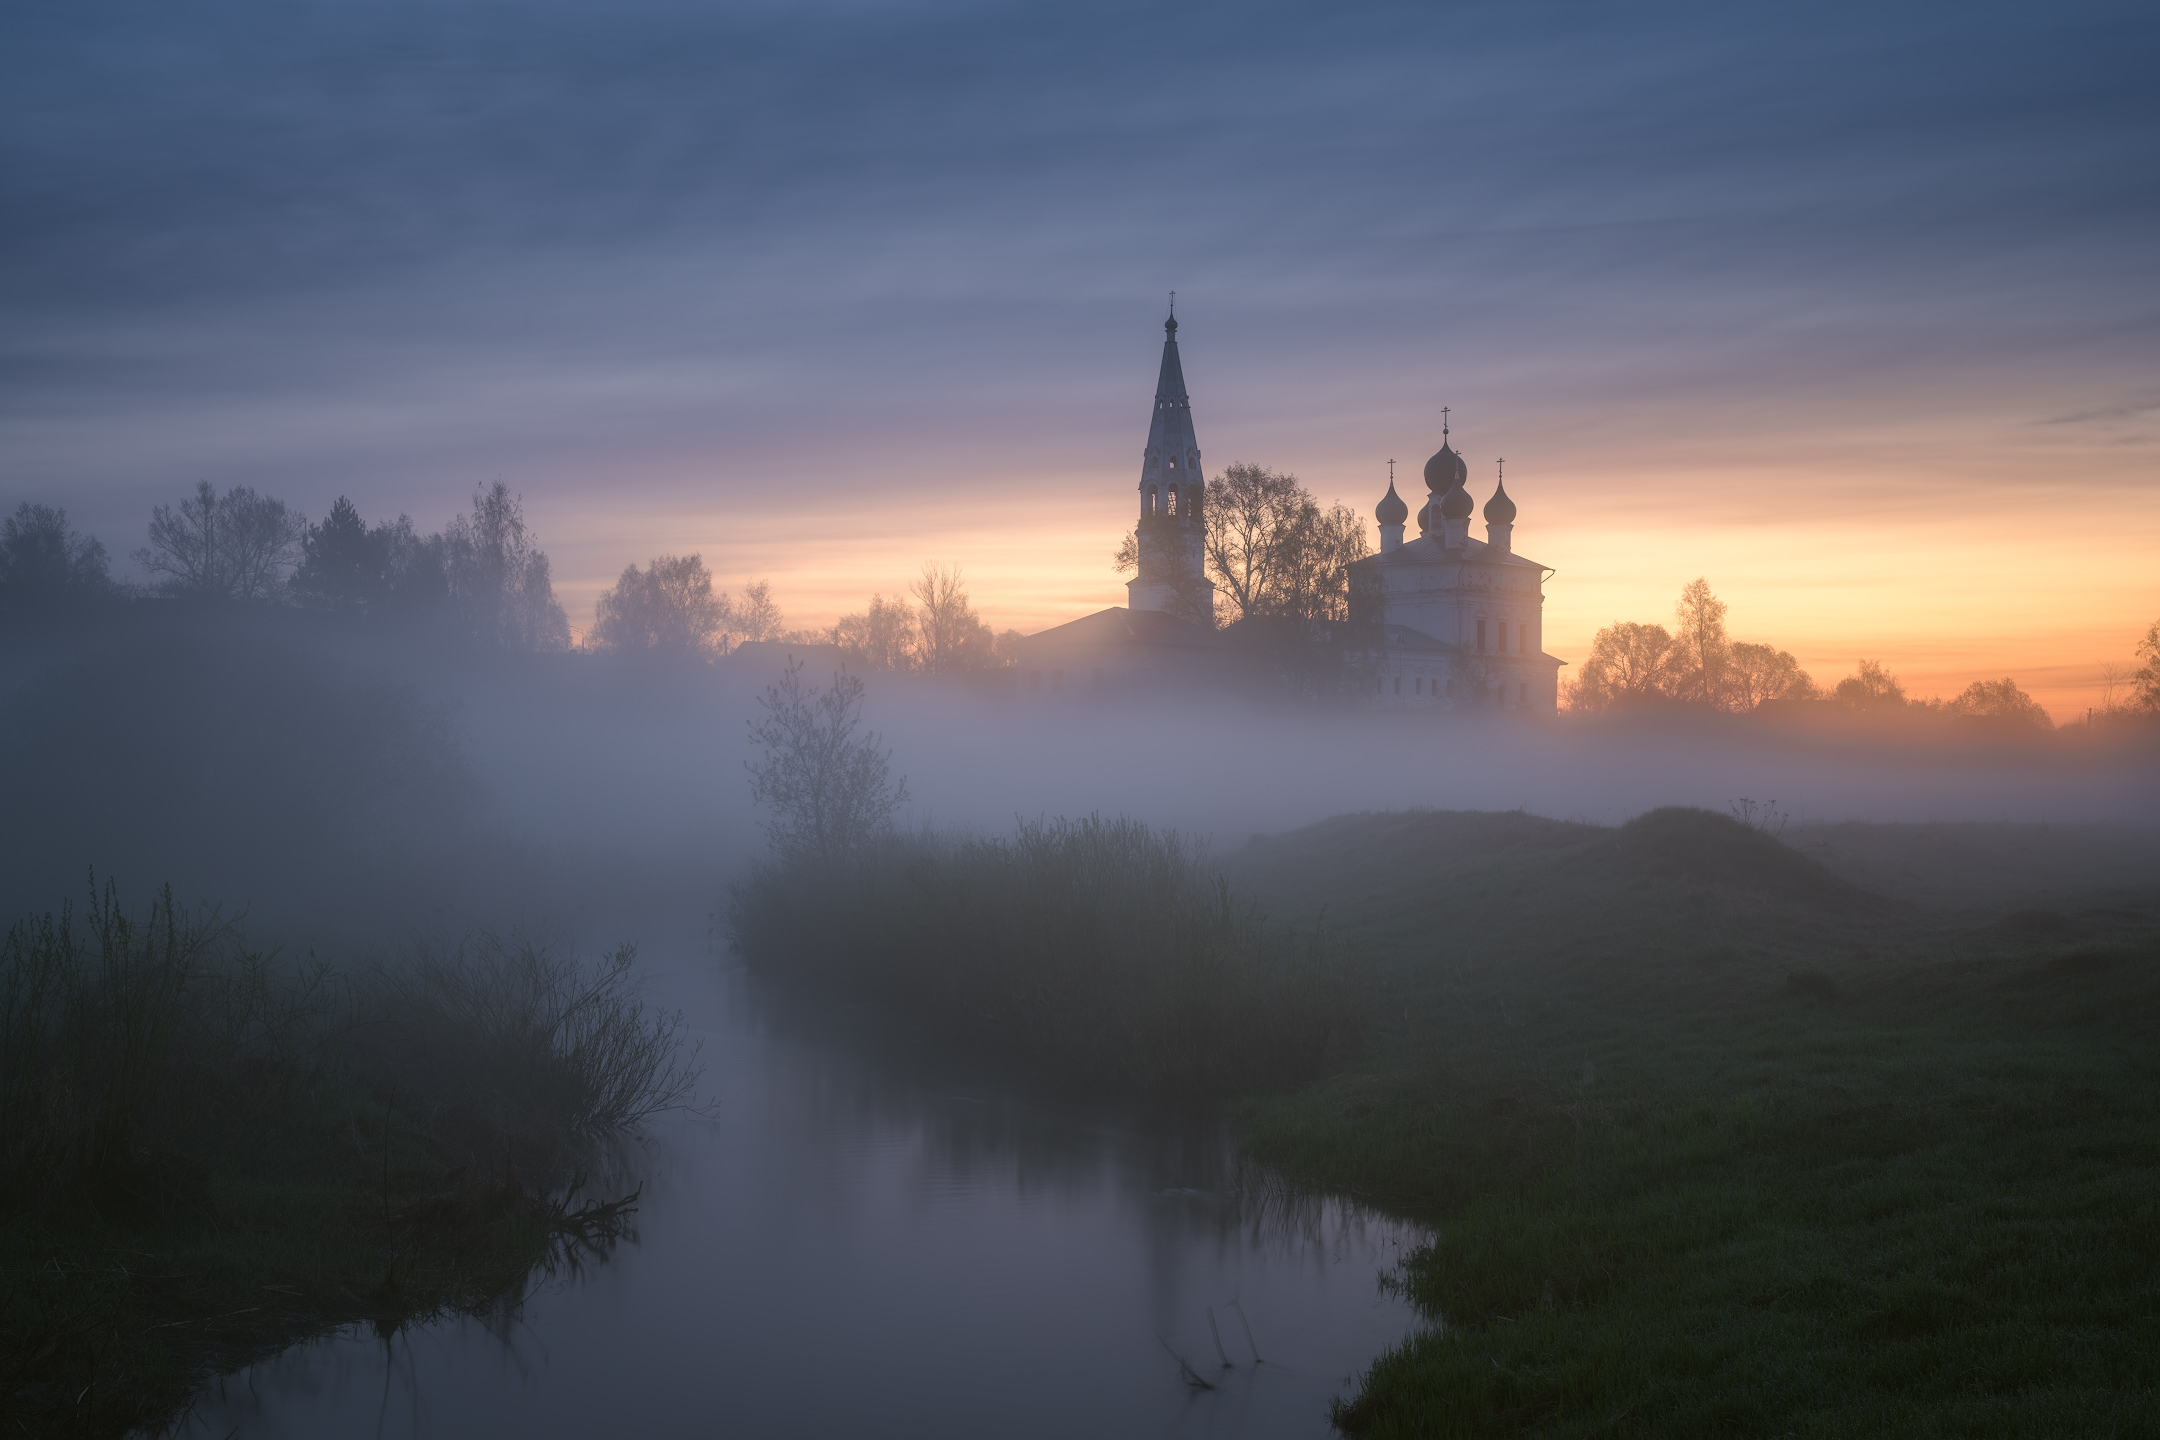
[1393,677,1401,695]
[1477,620,1488,653]
[1168,486,1179,515]
[1518,682,1527,702]
[1498,622,1508,654]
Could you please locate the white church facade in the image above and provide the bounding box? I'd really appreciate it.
[1016,311,1563,713]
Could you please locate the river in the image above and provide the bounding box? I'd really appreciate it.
[162,941,1425,1438]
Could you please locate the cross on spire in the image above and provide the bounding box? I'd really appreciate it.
[1388,458,1396,483]
[1498,457,1505,482]
[1442,405,1450,439]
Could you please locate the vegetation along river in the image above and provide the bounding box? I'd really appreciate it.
[157,940,1423,1438]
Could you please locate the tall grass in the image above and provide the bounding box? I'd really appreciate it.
[2,883,706,1434]
[728,815,1362,1095]
[0,881,322,1210]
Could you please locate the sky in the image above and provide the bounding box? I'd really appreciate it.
[4,0,2157,717]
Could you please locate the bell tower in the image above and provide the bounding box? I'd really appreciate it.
[1126,302,1215,621]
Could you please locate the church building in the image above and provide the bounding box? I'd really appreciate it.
[1014,310,1562,712]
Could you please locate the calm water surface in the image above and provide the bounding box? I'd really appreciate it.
[168,943,1425,1438]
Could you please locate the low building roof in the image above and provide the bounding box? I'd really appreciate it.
[1016,606,1223,652]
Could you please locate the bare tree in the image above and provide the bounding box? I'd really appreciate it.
[1833,659,1907,710]
[1119,463,1369,625]
[832,594,918,670]
[591,553,728,655]
[745,660,908,867]
[910,562,999,674]
[2097,662,2130,715]
[137,481,305,601]
[1669,577,1731,708]
[1726,641,1818,709]
[1565,622,1677,711]
[443,482,569,650]
[726,580,783,647]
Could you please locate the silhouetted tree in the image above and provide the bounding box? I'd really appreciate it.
[745,660,908,867]
[910,563,999,674]
[1669,577,1731,707]
[1566,622,1676,711]
[443,482,568,650]
[1833,658,1907,710]
[724,580,783,648]
[290,496,389,611]
[137,482,305,601]
[0,503,115,614]
[832,594,918,670]
[1944,677,2053,730]
[2135,620,2160,714]
[590,553,728,655]
[1727,641,1818,709]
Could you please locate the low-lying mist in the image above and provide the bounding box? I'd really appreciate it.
[4,608,2154,946]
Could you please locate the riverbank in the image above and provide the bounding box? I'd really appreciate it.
[0,899,691,1437]
[1224,809,2160,1436]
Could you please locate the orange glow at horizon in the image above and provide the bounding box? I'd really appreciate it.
[544,425,2159,725]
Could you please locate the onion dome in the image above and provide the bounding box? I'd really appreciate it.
[1439,483,1474,521]
[1376,481,1408,526]
[1416,498,1432,532]
[1483,479,1517,524]
[1423,442,1467,493]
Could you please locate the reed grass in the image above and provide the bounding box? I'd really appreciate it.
[728,814,1362,1095]
[0,884,701,1437]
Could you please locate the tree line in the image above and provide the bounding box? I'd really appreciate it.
[0,484,571,651]
[1568,577,2160,729]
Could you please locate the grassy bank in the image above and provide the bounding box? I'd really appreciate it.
[0,886,697,1438]
[727,815,1362,1095]
[1222,808,2160,1436]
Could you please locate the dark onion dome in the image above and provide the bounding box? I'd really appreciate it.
[1416,498,1433,532]
[1423,442,1467,492]
[1483,479,1517,524]
[1439,483,1475,520]
[1376,481,1409,526]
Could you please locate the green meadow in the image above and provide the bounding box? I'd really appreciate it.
[1222,809,2160,1437]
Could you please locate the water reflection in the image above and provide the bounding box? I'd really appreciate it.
[162,951,1423,1438]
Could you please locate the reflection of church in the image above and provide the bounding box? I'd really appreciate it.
[1016,311,1562,712]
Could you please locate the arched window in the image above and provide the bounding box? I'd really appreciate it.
[1145,485,1158,515]
[1167,486,1180,515]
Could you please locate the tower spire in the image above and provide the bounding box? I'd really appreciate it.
[1128,304,1212,619]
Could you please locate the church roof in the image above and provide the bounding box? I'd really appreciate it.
[1354,534,1549,570]
[1018,606,1222,652]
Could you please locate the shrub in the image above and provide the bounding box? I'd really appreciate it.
[728,815,1362,1095]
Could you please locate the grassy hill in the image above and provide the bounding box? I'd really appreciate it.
[1219,808,2160,1438]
